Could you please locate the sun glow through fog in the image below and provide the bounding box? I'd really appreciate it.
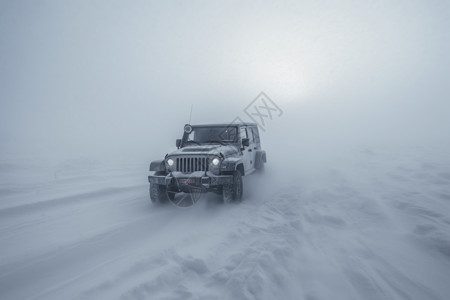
[0,0,448,158]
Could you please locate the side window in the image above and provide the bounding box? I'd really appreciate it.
[250,127,256,143]
[246,127,253,144]
[252,127,260,144]
[240,127,247,139]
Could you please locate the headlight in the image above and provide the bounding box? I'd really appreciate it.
[212,157,220,166]
[167,158,174,166]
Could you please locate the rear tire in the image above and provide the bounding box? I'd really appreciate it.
[223,171,243,203]
[256,162,265,174]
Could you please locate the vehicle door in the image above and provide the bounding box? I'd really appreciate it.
[251,126,261,150]
[240,126,255,174]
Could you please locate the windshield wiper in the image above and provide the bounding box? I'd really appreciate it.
[185,140,201,145]
[205,140,226,145]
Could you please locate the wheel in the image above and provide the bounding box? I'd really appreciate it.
[222,171,243,203]
[255,152,265,174]
[149,183,168,204]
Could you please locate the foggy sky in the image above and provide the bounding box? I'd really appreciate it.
[1,0,449,163]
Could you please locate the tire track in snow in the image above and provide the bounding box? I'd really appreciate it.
[0,201,189,300]
[0,185,142,218]
[0,185,150,269]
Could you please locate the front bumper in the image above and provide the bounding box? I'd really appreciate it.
[148,171,233,187]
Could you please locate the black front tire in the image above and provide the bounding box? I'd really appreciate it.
[223,171,243,203]
[149,183,168,204]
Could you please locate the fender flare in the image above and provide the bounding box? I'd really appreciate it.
[149,159,166,172]
[221,157,244,175]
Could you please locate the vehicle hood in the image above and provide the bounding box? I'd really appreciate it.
[169,144,239,157]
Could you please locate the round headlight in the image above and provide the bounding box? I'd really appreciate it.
[212,158,220,166]
[167,158,174,166]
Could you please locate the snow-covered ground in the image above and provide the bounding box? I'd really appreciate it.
[1,144,449,300]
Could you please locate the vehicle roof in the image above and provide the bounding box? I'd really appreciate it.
[191,122,258,127]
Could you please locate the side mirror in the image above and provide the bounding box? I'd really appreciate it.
[176,139,181,148]
[242,138,250,147]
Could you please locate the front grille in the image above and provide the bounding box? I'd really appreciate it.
[176,156,209,173]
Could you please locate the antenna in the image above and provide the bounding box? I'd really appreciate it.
[188,104,193,124]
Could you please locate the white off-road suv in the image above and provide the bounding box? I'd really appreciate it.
[148,123,266,206]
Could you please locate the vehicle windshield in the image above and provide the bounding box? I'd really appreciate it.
[184,126,238,145]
